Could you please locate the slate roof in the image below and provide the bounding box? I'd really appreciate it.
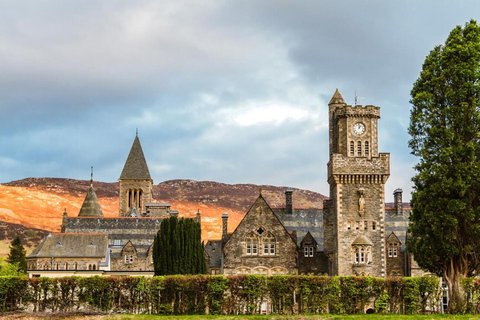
[27,233,108,258]
[329,88,346,105]
[119,135,152,180]
[78,186,103,217]
[205,240,222,268]
[273,208,324,251]
[385,208,411,251]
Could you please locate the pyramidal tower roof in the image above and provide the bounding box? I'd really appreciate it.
[328,88,346,105]
[119,134,152,180]
[78,186,104,217]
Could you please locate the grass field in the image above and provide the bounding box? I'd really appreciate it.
[4,314,480,320]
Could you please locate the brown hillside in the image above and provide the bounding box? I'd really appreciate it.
[0,178,327,245]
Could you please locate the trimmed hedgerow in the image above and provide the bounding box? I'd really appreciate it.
[0,275,442,315]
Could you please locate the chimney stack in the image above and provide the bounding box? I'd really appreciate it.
[222,213,228,243]
[285,189,293,215]
[394,188,403,216]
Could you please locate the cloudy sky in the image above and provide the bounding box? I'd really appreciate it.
[0,1,478,201]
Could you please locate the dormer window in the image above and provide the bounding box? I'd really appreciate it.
[304,246,314,257]
[388,243,399,257]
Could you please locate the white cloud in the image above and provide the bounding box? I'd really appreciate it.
[233,103,309,127]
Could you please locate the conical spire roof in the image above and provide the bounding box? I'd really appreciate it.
[119,134,152,180]
[328,88,346,105]
[78,186,103,217]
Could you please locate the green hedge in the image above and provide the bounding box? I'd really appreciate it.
[0,275,441,315]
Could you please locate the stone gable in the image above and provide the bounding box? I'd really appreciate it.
[223,195,298,275]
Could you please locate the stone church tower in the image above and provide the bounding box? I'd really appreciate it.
[324,89,390,277]
[118,133,153,216]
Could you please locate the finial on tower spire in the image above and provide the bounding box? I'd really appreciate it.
[90,166,94,187]
[136,128,138,136]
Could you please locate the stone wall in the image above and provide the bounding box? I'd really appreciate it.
[223,196,298,275]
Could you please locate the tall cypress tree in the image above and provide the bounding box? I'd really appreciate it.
[408,20,480,313]
[7,236,27,274]
[153,216,206,275]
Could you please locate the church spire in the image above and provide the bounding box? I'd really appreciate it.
[119,133,152,180]
[78,171,103,217]
[329,88,346,105]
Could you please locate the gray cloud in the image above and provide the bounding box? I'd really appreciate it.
[1,1,479,201]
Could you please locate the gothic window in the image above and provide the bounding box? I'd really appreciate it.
[245,233,258,256]
[364,221,368,231]
[352,245,372,264]
[263,233,275,255]
[350,141,355,156]
[347,221,351,230]
[372,221,376,230]
[357,141,362,156]
[88,264,92,270]
[365,141,369,156]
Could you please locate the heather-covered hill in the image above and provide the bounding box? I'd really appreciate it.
[0,178,327,248]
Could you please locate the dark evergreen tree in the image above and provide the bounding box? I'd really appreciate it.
[7,236,27,274]
[153,216,206,275]
[408,20,480,313]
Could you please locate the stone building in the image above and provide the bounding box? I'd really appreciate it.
[28,89,420,278]
[221,193,298,275]
[205,90,417,277]
[27,134,183,277]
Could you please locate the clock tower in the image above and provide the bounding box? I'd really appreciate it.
[324,89,390,277]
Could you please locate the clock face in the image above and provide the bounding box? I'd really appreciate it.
[353,122,365,135]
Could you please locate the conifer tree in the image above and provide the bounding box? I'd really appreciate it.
[153,216,206,275]
[408,20,480,313]
[7,236,27,274]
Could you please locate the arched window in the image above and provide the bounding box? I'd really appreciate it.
[365,141,369,156]
[65,262,69,270]
[245,233,258,256]
[352,245,372,264]
[88,264,92,270]
[92,264,96,270]
[350,141,355,156]
[357,141,362,156]
[263,233,275,255]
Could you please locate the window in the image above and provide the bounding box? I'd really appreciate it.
[388,243,398,257]
[304,246,314,257]
[357,141,362,156]
[372,221,376,230]
[364,221,368,231]
[347,221,351,230]
[350,141,355,156]
[365,141,369,156]
[113,239,121,246]
[355,221,360,230]
[263,233,275,256]
[352,245,372,265]
[245,233,258,256]
[125,255,134,264]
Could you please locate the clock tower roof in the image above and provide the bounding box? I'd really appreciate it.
[329,89,346,105]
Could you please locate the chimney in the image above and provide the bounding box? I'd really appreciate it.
[285,189,293,215]
[222,213,228,243]
[394,188,403,216]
